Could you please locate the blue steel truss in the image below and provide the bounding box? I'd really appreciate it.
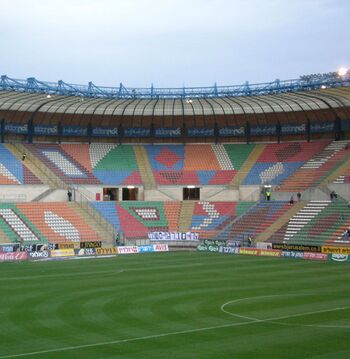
[0,72,349,99]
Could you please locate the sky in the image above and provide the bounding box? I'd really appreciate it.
[0,0,349,88]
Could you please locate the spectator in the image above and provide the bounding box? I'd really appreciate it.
[266,190,271,201]
[289,195,294,205]
[248,236,253,247]
[67,190,72,202]
[22,152,26,161]
[297,192,301,201]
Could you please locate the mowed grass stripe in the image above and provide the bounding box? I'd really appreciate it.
[0,252,349,359]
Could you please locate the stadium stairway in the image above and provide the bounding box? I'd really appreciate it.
[178,201,195,231]
[11,143,68,189]
[6,143,55,187]
[134,146,156,189]
[319,150,350,186]
[230,144,266,188]
[277,141,349,191]
[254,200,305,243]
[67,202,114,245]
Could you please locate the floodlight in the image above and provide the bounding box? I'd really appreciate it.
[338,67,348,76]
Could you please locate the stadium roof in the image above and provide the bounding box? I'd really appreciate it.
[0,87,349,116]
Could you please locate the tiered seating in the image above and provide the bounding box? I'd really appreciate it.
[242,141,329,185]
[92,201,253,240]
[0,203,101,244]
[278,140,350,190]
[271,200,350,245]
[25,144,100,184]
[91,144,142,185]
[164,201,181,231]
[222,144,256,169]
[220,201,291,241]
[0,145,42,184]
[146,144,236,185]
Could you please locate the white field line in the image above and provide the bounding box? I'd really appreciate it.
[1,298,350,358]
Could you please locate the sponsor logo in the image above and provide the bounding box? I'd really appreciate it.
[80,241,102,249]
[303,252,328,261]
[259,249,281,257]
[148,232,199,241]
[331,254,349,262]
[96,247,117,255]
[50,249,75,258]
[153,244,168,252]
[219,246,240,254]
[75,248,96,256]
[116,246,137,255]
[29,251,49,259]
[272,243,321,253]
[0,252,28,261]
[321,246,350,255]
[58,243,75,249]
[138,245,154,253]
[281,250,304,259]
[240,248,259,256]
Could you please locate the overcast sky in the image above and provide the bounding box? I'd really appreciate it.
[0,0,349,88]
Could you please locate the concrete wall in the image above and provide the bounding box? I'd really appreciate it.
[0,185,49,202]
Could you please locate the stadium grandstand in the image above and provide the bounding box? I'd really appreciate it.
[0,69,349,250]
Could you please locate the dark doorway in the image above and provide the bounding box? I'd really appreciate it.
[103,188,118,201]
[122,187,138,200]
[183,187,200,200]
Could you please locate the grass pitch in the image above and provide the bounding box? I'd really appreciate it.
[0,252,350,358]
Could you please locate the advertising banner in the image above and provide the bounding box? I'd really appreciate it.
[321,246,350,255]
[50,249,75,258]
[329,254,350,262]
[34,125,58,136]
[138,245,154,253]
[148,232,199,241]
[218,246,240,254]
[188,128,215,137]
[0,252,28,262]
[28,251,50,260]
[259,249,282,257]
[4,123,28,134]
[96,247,117,255]
[239,248,260,256]
[91,127,118,137]
[124,127,150,137]
[281,123,305,135]
[272,243,321,253]
[155,127,181,137]
[0,244,20,253]
[117,246,138,254]
[80,241,102,249]
[251,124,276,136]
[281,250,305,259]
[153,244,169,252]
[75,248,96,256]
[218,126,245,137]
[303,252,328,261]
[310,122,334,133]
[58,243,75,249]
[62,125,88,137]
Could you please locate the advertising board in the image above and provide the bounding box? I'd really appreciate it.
[117,246,138,255]
[329,254,350,262]
[28,251,50,260]
[272,243,321,252]
[321,246,350,255]
[50,249,75,258]
[96,247,117,255]
[148,232,199,241]
[80,241,102,249]
[153,244,169,252]
[303,252,328,261]
[218,246,240,254]
[0,252,28,262]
